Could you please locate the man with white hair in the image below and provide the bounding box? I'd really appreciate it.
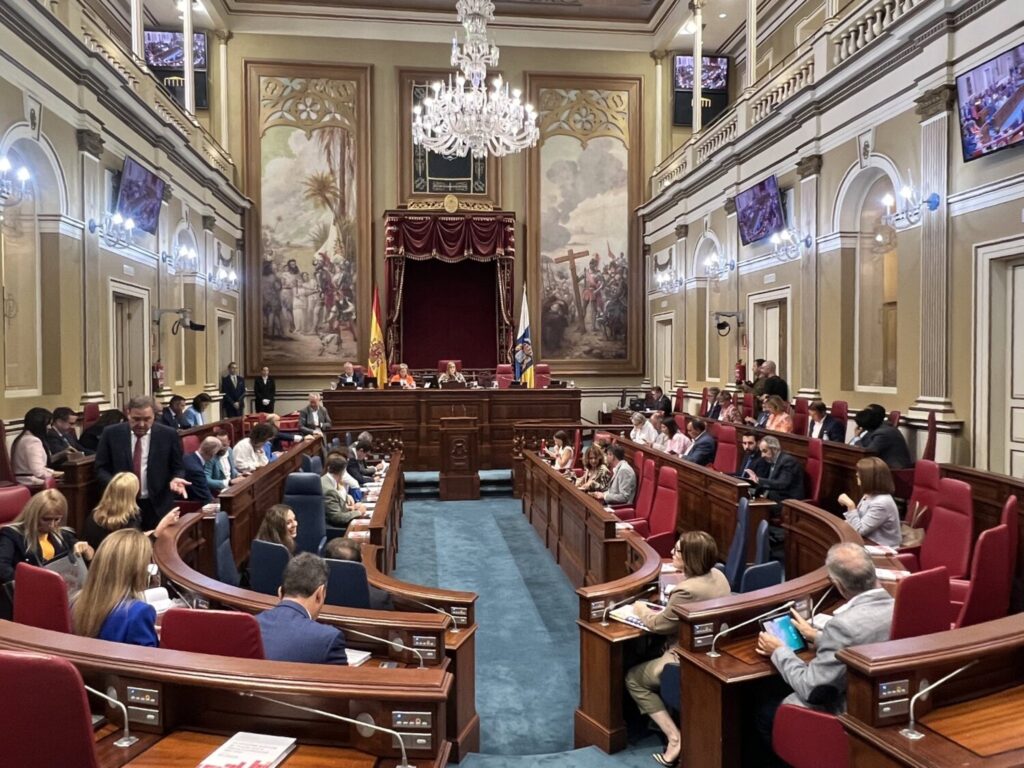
[629,411,659,446]
[183,436,228,502]
[298,392,332,437]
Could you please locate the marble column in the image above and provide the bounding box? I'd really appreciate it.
[675,223,688,392]
[77,129,106,405]
[652,50,666,164]
[745,0,757,92]
[130,0,144,60]
[215,30,233,148]
[691,0,704,133]
[797,154,822,400]
[183,0,195,114]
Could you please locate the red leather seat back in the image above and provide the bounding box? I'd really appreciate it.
[279,416,300,431]
[907,459,940,529]
[792,412,809,436]
[921,410,937,462]
[804,438,823,504]
[438,359,462,372]
[14,562,71,633]
[830,400,848,431]
[1001,495,1019,586]
[674,387,685,413]
[82,402,100,429]
[0,650,100,768]
[160,608,265,658]
[794,398,810,415]
[712,425,738,474]
[673,414,688,432]
[742,393,754,420]
[890,566,950,640]
[534,364,551,389]
[181,435,200,455]
[572,429,582,469]
[920,477,973,579]
[699,387,709,416]
[646,465,678,538]
[955,524,1011,628]
[496,364,514,389]
[0,421,13,483]
[705,420,720,439]
[772,704,850,768]
[0,485,31,524]
[632,459,657,523]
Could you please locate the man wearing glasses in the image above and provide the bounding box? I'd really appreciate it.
[743,436,804,503]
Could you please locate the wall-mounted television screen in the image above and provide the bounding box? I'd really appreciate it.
[736,175,786,246]
[115,157,165,236]
[956,42,1024,161]
[144,30,208,70]
[673,55,730,92]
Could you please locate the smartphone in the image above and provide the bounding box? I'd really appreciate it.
[761,615,807,652]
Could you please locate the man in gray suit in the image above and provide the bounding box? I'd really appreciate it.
[298,392,332,437]
[757,542,894,717]
[591,444,636,505]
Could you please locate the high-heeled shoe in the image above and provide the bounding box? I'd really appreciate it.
[652,752,679,767]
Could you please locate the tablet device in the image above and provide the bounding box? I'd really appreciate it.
[761,615,806,652]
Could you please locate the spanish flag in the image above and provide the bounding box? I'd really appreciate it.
[368,287,387,385]
[514,285,534,388]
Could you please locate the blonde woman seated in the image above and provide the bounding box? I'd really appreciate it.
[73,529,157,647]
[255,504,298,555]
[838,457,902,549]
[83,472,180,550]
[764,395,794,433]
[0,489,93,585]
[657,419,692,456]
[629,411,659,446]
[438,361,466,385]
[626,531,730,766]
[544,430,574,471]
[389,363,417,389]
[575,445,612,493]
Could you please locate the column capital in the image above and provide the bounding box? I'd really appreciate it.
[688,0,706,10]
[724,196,736,214]
[651,50,667,64]
[162,184,174,203]
[642,244,652,257]
[675,223,689,239]
[797,154,823,179]
[75,129,104,159]
[915,84,956,121]
[202,215,216,232]
[213,29,233,44]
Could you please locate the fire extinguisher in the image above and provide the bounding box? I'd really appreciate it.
[734,359,746,385]
[152,360,166,392]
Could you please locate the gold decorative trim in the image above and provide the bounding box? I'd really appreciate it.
[405,199,496,212]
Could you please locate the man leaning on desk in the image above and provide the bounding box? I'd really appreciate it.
[590,444,636,505]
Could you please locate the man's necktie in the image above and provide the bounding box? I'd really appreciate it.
[132,436,143,485]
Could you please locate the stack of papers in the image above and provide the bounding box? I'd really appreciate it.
[865,544,898,556]
[198,732,296,768]
[608,601,663,630]
[875,567,911,581]
[347,529,370,540]
[615,521,634,531]
[345,648,372,667]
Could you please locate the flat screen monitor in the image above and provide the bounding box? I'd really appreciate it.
[736,175,786,246]
[673,55,730,92]
[956,42,1024,161]
[115,157,165,236]
[144,30,208,70]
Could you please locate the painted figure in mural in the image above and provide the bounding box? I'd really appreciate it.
[279,259,301,334]
[581,256,606,332]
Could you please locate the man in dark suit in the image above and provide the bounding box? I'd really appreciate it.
[182,436,219,503]
[808,400,845,442]
[856,405,912,469]
[161,395,189,429]
[347,439,374,486]
[95,395,189,529]
[253,365,276,413]
[681,418,717,466]
[220,361,245,418]
[335,361,365,388]
[704,387,722,420]
[324,538,393,611]
[646,386,673,417]
[747,436,805,502]
[45,406,91,457]
[298,392,332,437]
[256,553,348,665]
[733,433,770,480]
[760,360,789,403]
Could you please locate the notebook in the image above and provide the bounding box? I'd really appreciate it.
[198,732,296,768]
[346,648,372,667]
[608,601,663,631]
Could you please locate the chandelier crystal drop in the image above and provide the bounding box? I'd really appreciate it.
[413,0,539,159]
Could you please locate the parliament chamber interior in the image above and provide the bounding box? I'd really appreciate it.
[1,0,1023,765]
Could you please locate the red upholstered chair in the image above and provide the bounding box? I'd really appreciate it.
[906,459,940,529]
[0,650,101,768]
[897,477,973,579]
[438,359,462,372]
[616,458,655,525]
[572,429,582,470]
[638,465,679,555]
[920,410,937,462]
[952,524,1011,629]
[496,364,514,389]
[181,434,200,455]
[888,409,901,427]
[794,398,810,415]
[699,387,709,416]
[13,562,71,633]
[705,420,720,439]
[830,400,849,432]
[803,438,823,504]
[674,387,685,413]
[889,566,950,640]
[390,364,400,375]
[673,414,688,432]
[534,364,551,389]
[1000,495,1019,586]
[0,484,30,524]
[280,415,300,431]
[772,704,849,768]
[712,425,738,474]
[82,402,100,430]
[0,420,14,483]
[791,411,808,436]
[742,393,754,420]
[160,608,265,658]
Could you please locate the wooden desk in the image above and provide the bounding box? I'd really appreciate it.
[179,416,244,445]
[122,731,376,768]
[322,388,581,470]
[439,416,480,500]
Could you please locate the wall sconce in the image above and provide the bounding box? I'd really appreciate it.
[704,253,736,280]
[654,268,685,293]
[769,228,812,262]
[162,244,199,273]
[208,266,238,291]
[0,156,31,206]
[88,211,136,248]
[882,170,941,227]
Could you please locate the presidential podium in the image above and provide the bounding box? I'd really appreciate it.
[439,416,481,500]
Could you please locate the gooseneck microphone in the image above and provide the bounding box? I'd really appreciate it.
[600,585,657,627]
[84,685,138,748]
[811,586,834,618]
[164,579,196,609]
[240,692,416,768]
[342,627,425,668]
[400,597,462,634]
[900,660,980,741]
[707,600,796,658]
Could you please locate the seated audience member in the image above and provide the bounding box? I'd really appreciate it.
[733,433,770,480]
[575,444,612,493]
[347,440,375,485]
[627,531,731,766]
[323,537,393,610]
[234,423,274,474]
[808,400,845,441]
[591,444,636,505]
[79,409,127,452]
[545,430,575,471]
[746,436,805,502]
[255,552,348,665]
[0,489,93,584]
[266,412,309,454]
[182,393,213,427]
[83,473,179,550]
[201,436,243,495]
[756,542,894,739]
[11,408,62,487]
[389,363,417,389]
[649,413,667,448]
[838,458,901,548]
[161,395,189,429]
[212,427,239,481]
[336,360,365,388]
[322,457,362,531]
[764,395,794,433]
[659,418,692,456]
[355,431,380,468]
[438,360,466,385]
[298,392,332,437]
[72,529,157,647]
[745,395,771,428]
[182,436,223,502]
[327,447,362,493]
[681,418,717,466]
[46,406,90,457]
[704,387,722,419]
[647,386,673,417]
[629,411,660,446]
[855,404,913,469]
[255,504,297,555]
[716,391,743,424]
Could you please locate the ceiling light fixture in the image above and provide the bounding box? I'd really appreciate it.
[679,18,697,35]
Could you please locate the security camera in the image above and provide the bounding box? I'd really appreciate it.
[182,318,206,332]
[152,307,205,334]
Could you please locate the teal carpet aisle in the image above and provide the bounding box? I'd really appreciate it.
[391,493,668,767]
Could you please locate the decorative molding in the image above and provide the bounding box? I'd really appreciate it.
[202,215,216,231]
[914,83,956,121]
[75,128,104,158]
[723,196,736,214]
[642,244,651,257]
[816,231,860,254]
[796,154,822,178]
[650,50,667,63]
[36,214,85,240]
[948,173,1024,217]
[213,29,234,44]
[162,184,173,203]
[674,223,688,239]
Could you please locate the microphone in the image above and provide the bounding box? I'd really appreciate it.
[900,659,979,741]
[164,580,196,610]
[84,685,139,748]
[601,585,657,627]
[811,586,834,618]
[400,597,462,634]
[707,600,796,658]
[240,692,416,768]
[342,627,425,668]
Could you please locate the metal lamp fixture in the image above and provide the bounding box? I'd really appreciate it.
[162,244,199,273]
[654,268,684,293]
[88,211,136,248]
[704,252,736,280]
[208,266,238,291]
[0,156,31,206]
[769,228,812,262]
[881,170,941,227]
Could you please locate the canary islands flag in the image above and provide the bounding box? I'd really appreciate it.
[368,287,387,385]
[514,287,534,388]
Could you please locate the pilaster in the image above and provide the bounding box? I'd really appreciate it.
[77,129,106,404]
[797,154,821,400]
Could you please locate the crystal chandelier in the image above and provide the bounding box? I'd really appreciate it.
[412,0,539,159]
